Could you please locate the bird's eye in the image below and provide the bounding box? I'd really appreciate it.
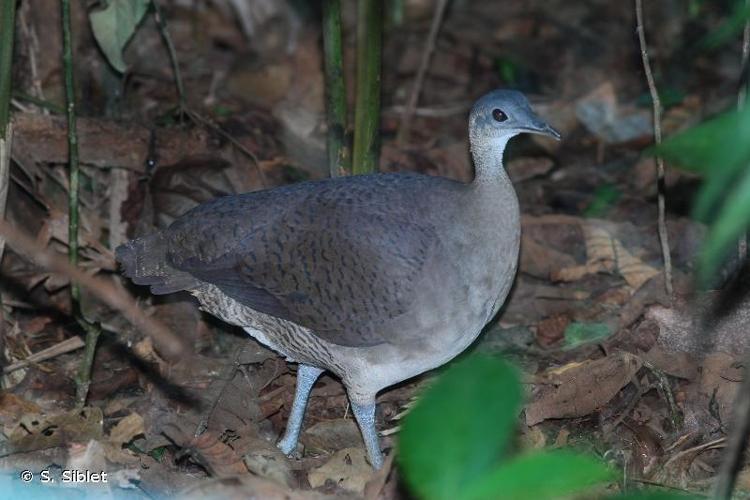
[492,108,508,122]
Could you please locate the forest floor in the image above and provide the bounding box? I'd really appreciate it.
[0,0,748,498]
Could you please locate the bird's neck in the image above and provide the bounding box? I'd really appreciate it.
[468,134,519,213]
[469,134,513,186]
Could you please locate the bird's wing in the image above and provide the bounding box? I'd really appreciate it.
[164,176,442,347]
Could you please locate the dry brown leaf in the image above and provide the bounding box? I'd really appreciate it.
[699,353,742,425]
[241,436,295,488]
[301,418,362,455]
[109,412,145,447]
[640,346,698,381]
[521,426,547,450]
[520,234,577,280]
[308,447,376,494]
[176,429,250,478]
[0,392,42,424]
[2,407,103,457]
[552,222,658,290]
[525,351,642,425]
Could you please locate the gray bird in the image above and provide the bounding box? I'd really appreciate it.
[116,90,559,469]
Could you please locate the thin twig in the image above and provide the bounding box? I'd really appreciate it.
[2,336,85,374]
[151,0,185,109]
[0,220,186,359]
[635,0,673,298]
[396,0,449,145]
[662,437,725,472]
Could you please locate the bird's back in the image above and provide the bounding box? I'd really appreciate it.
[116,172,469,348]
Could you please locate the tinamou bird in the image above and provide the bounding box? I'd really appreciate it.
[116,90,559,469]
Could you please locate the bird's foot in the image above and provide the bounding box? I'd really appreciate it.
[277,434,301,457]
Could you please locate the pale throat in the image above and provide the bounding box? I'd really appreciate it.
[469,133,516,185]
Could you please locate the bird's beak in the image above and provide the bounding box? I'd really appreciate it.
[524,118,561,141]
[535,122,561,140]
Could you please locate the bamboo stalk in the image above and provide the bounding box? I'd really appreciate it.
[322,0,349,177]
[61,0,102,407]
[352,0,382,175]
[0,0,17,137]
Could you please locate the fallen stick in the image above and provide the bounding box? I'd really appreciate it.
[0,220,186,359]
[2,335,84,374]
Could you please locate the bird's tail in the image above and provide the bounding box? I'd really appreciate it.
[115,232,199,294]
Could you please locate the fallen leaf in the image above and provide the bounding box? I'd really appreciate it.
[242,436,295,488]
[553,221,659,290]
[164,426,249,478]
[109,412,145,447]
[308,447,375,494]
[525,352,642,425]
[301,418,362,455]
[2,407,104,457]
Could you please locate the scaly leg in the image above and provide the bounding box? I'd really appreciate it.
[277,364,324,455]
[350,395,383,469]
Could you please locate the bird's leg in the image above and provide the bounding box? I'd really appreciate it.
[277,364,324,455]
[350,395,383,469]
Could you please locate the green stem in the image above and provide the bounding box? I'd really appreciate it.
[352,0,382,175]
[322,0,349,177]
[11,91,65,114]
[0,0,17,136]
[62,0,79,281]
[152,0,185,109]
[62,0,101,407]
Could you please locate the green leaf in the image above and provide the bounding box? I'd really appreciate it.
[698,166,750,283]
[583,184,621,217]
[650,106,750,249]
[700,0,750,49]
[564,322,612,349]
[89,0,150,73]
[651,106,750,176]
[462,450,613,500]
[398,356,522,500]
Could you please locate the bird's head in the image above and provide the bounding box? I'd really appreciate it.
[469,90,560,147]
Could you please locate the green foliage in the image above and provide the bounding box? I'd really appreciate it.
[463,450,613,500]
[398,355,614,500]
[495,57,520,86]
[652,105,750,282]
[399,356,523,500]
[564,321,612,349]
[700,0,750,49]
[89,0,150,73]
[584,183,621,217]
[398,355,700,499]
